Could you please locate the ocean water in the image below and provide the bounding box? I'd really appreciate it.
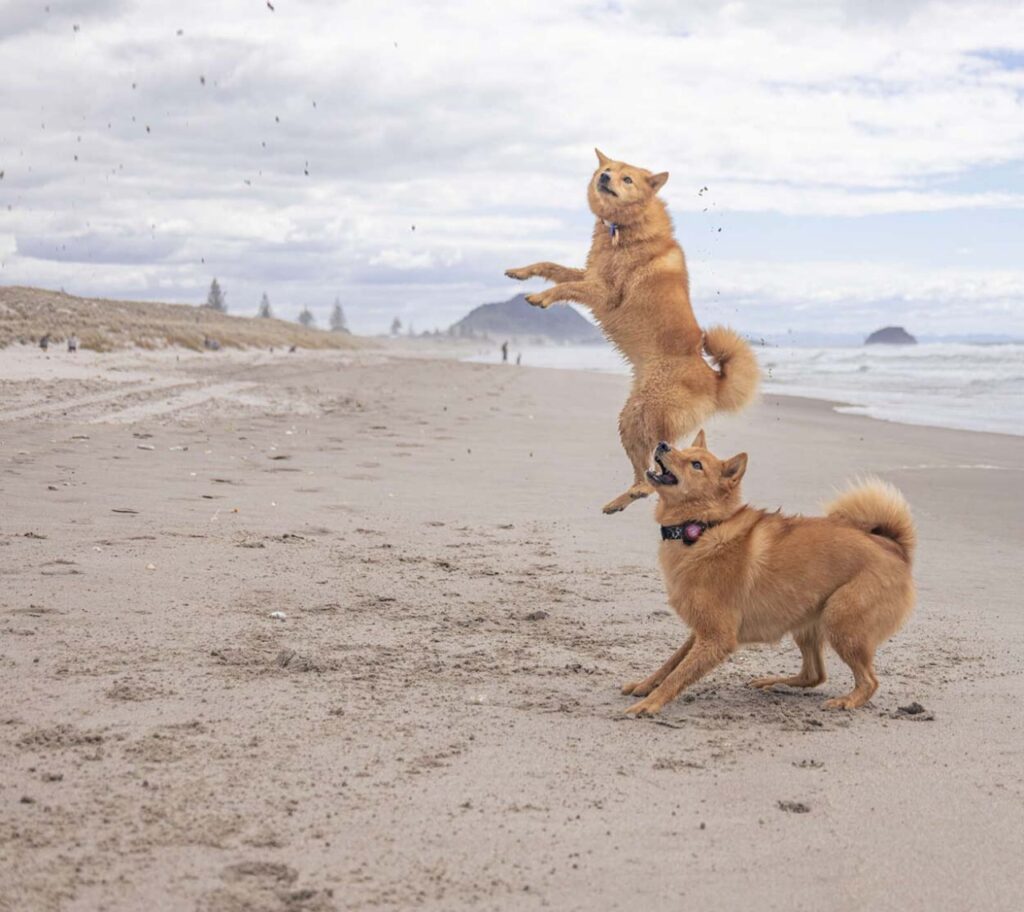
[466,342,1024,437]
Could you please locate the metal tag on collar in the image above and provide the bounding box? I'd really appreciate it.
[603,219,619,242]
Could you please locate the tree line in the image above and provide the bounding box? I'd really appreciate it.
[202,279,349,332]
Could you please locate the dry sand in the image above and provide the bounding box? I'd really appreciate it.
[1,344,1022,911]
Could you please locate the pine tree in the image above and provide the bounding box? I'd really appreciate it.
[204,278,227,312]
[257,292,273,318]
[297,307,315,328]
[329,297,348,333]
[390,317,402,336]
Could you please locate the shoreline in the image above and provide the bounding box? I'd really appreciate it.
[4,337,1021,439]
[461,340,1024,439]
[470,359,1024,443]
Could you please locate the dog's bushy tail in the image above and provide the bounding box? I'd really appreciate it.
[825,479,916,563]
[703,326,760,413]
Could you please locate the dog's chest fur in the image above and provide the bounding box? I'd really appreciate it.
[582,215,703,365]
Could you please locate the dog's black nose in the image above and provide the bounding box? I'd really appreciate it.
[599,171,611,185]
[656,441,670,455]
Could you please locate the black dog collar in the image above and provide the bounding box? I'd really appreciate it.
[661,520,718,545]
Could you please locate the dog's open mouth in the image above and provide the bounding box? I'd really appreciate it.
[646,454,678,486]
[598,184,618,197]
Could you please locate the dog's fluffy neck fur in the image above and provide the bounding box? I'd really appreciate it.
[590,195,672,244]
[655,485,745,529]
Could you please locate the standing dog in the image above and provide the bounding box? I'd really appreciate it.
[506,149,760,513]
[620,431,916,716]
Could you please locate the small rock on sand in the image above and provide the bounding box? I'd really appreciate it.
[524,610,549,621]
[894,701,935,721]
[777,800,810,814]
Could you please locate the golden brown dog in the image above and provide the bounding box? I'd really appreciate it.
[506,149,760,514]
[621,431,916,715]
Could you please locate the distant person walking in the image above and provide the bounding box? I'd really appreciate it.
[501,340,509,363]
[516,353,521,366]
[67,334,79,353]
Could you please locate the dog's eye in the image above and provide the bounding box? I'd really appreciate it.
[623,176,633,184]
[691,461,703,470]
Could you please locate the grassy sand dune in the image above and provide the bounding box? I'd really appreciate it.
[0,286,362,352]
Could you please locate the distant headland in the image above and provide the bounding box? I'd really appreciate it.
[448,294,603,345]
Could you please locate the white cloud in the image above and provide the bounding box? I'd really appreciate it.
[0,0,1022,334]
[369,249,439,271]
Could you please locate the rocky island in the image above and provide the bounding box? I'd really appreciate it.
[865,325,917,345]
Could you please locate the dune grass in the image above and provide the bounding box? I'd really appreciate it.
[0,286,363,352]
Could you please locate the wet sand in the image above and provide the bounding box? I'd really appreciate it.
[1,345,1022,911]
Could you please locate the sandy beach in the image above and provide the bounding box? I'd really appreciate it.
[2,344,1022,912]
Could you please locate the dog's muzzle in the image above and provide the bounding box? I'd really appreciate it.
[647,444,678,486]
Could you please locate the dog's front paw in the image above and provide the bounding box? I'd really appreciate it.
[624,696,663,716]
[505,267,530,281]
[525,293,549,309]
[823,695,867,710]
[622,680,655,696]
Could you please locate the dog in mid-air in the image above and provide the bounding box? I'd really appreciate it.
[620,431,916,716]
[506,149,760,514]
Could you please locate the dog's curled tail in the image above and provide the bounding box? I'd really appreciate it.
[703,326,761,413]
[825,479,916,563]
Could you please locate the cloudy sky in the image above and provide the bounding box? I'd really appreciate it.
[1,0,1023,338]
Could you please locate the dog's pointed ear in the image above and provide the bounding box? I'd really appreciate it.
[691,429,706,449]
[648,171,669,192]
[595,148,611,167]
[721,453,748,486]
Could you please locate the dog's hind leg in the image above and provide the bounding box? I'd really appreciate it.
[823,641,877,710]
[622,634,695,697]
[602,393,661,513]
[750,624,827,691]
[822,582,880,709]
[604,388,703,515]
[602,482,654,515]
